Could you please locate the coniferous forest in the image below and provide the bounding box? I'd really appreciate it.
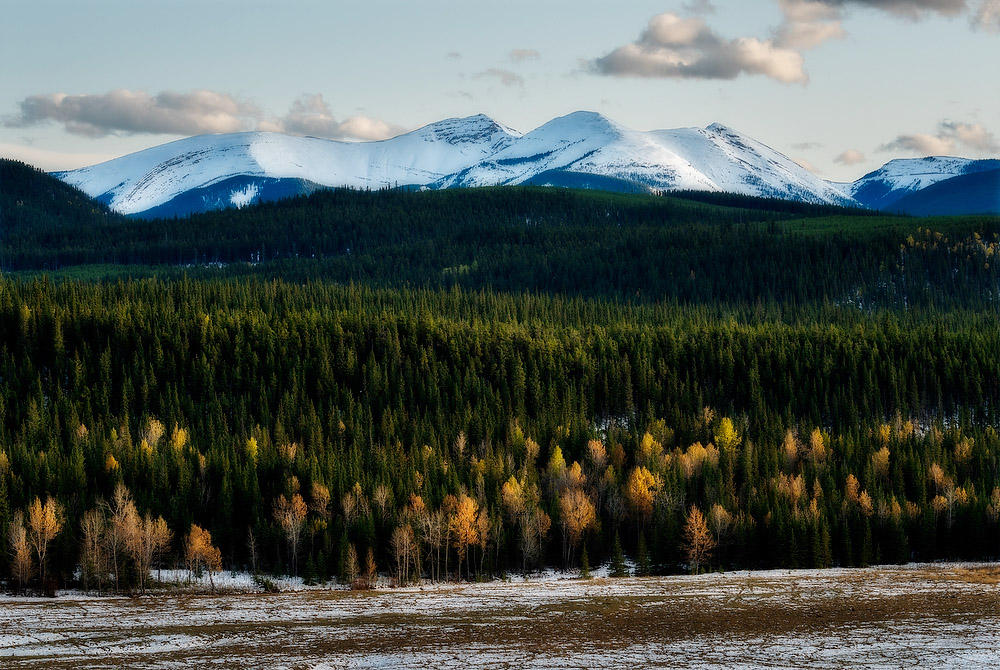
[2,158,1000,592]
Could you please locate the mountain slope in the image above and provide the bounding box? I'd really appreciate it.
[888,168,1000,216]
[850,157,1000,211]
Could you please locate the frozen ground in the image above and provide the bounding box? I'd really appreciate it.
[2,563,999,668]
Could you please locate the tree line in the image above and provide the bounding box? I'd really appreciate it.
[4,158,1000,309]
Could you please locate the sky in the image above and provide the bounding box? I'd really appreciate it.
[1,0,997,181]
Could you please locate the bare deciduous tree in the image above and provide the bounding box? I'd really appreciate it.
[391,524,416,584]
[273,493,308,575]
[80,508,107,592]
[127,514,172,593]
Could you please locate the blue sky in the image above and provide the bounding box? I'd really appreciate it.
[1,0,997,180]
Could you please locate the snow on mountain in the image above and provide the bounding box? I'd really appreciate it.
[65,111,997,217]
[437,112,852,206]
[850,156,1000,211]
[55,114,519,215]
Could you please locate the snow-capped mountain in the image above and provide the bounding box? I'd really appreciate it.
[55,112,856,217]
[849,156,1000,211]
[439,112,851,206]
[53,111,997,218]
[55,114,519,216]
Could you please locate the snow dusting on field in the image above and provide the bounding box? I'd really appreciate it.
[2,563,999,668]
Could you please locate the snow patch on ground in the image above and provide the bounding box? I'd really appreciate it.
[2,562,998,668]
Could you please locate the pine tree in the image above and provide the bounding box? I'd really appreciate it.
[636,533,651,577]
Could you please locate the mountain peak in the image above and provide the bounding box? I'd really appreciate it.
[555,110,618,128]
[706,122,751,139]
[415,114,519,144]
[527,111,625,141]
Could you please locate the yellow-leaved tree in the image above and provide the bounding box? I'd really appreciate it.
[558,488,596,567]
[8,511,33,591]
[27,496,63,587]
[185,524,222,591]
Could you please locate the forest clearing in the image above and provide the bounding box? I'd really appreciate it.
[2,563,998,668]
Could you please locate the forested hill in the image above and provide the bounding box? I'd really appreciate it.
[3,159,1000,309]
[0,159,120,230]
[2,158,1000,592]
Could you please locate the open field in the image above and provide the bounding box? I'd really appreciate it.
[2,564,999,668]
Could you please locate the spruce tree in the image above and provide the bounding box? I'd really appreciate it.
[636,533,651,577]
[610,531,628,578]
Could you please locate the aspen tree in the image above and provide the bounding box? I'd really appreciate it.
[8,511,32,591]
[274,493,308,574]
[27,496,63,587]
[80,508,106,592]
[185,524,222,591]
[559,488,596,567]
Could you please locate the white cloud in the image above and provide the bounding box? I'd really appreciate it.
[774,0,972,51]
[974,0,1000,29]
[592,0,993,87]
[834,148,867,164]
[834,0,967,18]
[263,94,404,141]
[879,120,999,155]
[592,13,807,84]
[509,49,540,63]
[4,89,403,141]
[775,0,847,49]
[474,68,526,87]
[4,89,258,137]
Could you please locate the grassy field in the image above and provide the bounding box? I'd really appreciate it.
[2,564,998,668]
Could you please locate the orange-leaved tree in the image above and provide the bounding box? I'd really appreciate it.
[185,524,222,591]
[682,505,715,574]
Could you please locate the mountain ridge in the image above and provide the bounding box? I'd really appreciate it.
[51,111,998,218]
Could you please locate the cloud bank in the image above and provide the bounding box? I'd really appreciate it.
[593,0,997,84]
[4,90,402,141]
[260,94,404,141]
[879,120,999,155]
[4,90,258,138]
[592,13,807,83]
